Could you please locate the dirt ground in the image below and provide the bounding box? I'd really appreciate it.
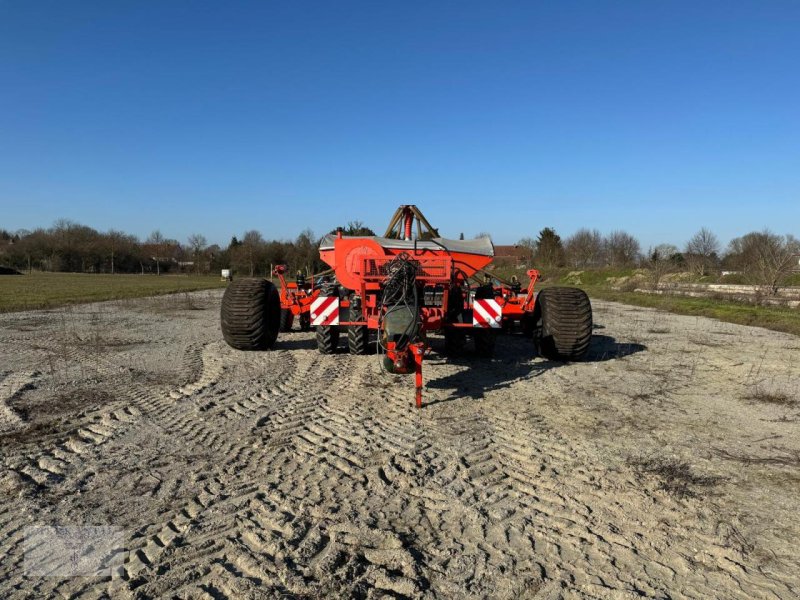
[1,289,799,599]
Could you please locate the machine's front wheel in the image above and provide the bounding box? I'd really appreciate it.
[316,325,340,354]
[534,287,592,360]
[220,279,281,350]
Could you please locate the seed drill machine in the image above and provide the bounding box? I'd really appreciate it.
[221,206,592,407]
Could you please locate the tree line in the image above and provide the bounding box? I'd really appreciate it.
[1,220,797,292]
[516,227,799,293]
[0,220,375,277]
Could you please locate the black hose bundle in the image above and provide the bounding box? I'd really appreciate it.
[378,253,421,356]
[383,254,417,301]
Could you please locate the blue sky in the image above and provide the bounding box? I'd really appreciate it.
[1,0,798,248]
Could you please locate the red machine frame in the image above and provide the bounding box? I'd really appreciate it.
[315,206,542,408]
[272,264,321,327]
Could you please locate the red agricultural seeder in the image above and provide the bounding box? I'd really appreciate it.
[221,206,592,407]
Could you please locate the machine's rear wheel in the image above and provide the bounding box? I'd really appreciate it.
[221,279,281,350]
[534,287,592,360]
[473,329,496,357]
[316,326,340,354]
[348,325,369,355]
[279,308,294,332]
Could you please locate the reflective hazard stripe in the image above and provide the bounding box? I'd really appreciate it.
[310,296,339,326]
[472,299,502,328]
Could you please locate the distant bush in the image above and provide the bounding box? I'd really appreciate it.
[784,273,800,287]
[718,273,748,285]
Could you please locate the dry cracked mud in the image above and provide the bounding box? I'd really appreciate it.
[1,289,799,599]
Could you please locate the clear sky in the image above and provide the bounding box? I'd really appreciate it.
[1,0,798,248]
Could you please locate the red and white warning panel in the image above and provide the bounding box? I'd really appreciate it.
[472,299,502,328]
[310,296,339,326]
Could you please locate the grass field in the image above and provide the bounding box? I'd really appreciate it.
[0,272,228,312]
[2,269,798,337]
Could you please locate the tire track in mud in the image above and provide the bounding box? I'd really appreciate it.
[3,295,799,600]
[169,343,226,399]
[106,350,292,588]
[113,348,438,599]
[410,373,788,599]
[138,346,648,594]
[102,346,321,594]
[364,364,553,597]
[0,371,39,433]
[1,340,217,491]
[0,338,243,598]
[278,346,782,599]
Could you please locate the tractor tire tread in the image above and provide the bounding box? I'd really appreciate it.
[348,325,369,355]
[221,279,280,350]
[536,287,592,361]
[316,326,340,354]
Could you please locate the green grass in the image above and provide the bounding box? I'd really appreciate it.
[0,272,227,312]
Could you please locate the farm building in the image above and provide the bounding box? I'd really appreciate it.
[492,244,531,266]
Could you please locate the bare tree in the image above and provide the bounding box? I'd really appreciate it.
[684,227,720,276]
[12,228,51,272]
[51,218,79,271]
[290,229,321,275]
[605,231,641,268]
[188,233,208,274]
[263,240,288,273]
[103,230,140,274]
[565,228,604,268]
[727,230,800,295]
[645,244,680,290]
[5,229,32,273]
[147,230,166,275]
[516,237,537,265]
[241,230,265,277]
[105,230,129,274]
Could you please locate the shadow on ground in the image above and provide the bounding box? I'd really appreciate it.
[271,328,646,405]
[274,331,381,353]
[584,335,647,361]
[424,332,646,404]
[273,335,319,351]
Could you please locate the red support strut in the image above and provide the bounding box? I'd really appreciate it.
[410,342,426,408]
